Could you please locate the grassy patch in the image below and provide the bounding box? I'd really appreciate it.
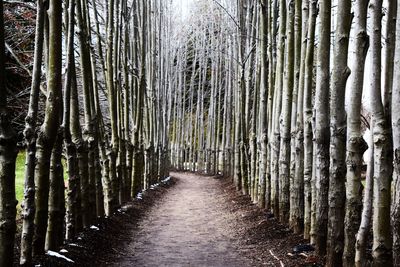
[15,151,26,206]
[15,151,68,208]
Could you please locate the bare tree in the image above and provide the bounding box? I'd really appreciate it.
[0,0,17,265]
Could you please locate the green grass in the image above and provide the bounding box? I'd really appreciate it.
[15,151,26,206]
[15,151,68,208]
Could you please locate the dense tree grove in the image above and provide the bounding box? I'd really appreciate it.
[0,0,171,265]
[168,0,400,266]
[2,0,400,266]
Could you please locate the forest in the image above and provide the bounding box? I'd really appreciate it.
[0,0,400,266]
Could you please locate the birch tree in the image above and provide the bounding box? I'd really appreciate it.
[314,0,331,256]
[291,0,309,234]
[393,0,400,263]
[344,0,369,265]
[303,0,317,241]
[326,0,352,265]
[370,0,393,264]
[279,0,294,224]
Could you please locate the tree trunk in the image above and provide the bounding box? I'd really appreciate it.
[45,130,65,251]
[303,0,317,241]
[279,0,294,225]
[271,0,286,217]
[0,0,17,265]
[258,0,268,209]
[314,0,331,256]
[343,0,369,265]
[33,0,62,255]
[355,129,373,267]
[70,62,88,229]
[370,0,393,265]
[106,0,120,209]
[290,0,309,234]
[326,0,352,265]
[393,0,400,263]
[20,0,45,264]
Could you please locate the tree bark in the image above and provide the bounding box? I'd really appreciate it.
[20,0,45,264]
[355,129,373,267]
[391,1,400,265]
[0,0,18,265]
[279,0,294,225]
[290,0,309,234]
[258,0,268,209]
[270,0,286,217]
[326,0,352,265]
[303,0,316,241]
[370,0,393,265]
[314,0,330,256]
[32,0,62,256]
[343,0,369,265]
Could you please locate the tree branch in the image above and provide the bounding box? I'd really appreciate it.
[211,0,240,29]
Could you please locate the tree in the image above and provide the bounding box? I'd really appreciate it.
[20,0,45,264]
[303,0,317,241]
[344,0,369,265]
[279,0,295,225]
[0,0,18,265]
[32,0,63,255]
[393,0,400,263]
[314,0,331,256]
[370,0,393,264]
[290,0,309,234]
[258,0,268,209]
[326,0,352,265]
[270,0,286,217]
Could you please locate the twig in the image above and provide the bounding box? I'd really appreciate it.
[4,0,36,10]
[5,42,47,96]
[6,42,31,75]
[269,250,285,267]
[211,0,240,29]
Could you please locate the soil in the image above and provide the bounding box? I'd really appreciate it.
[34,172,323,267]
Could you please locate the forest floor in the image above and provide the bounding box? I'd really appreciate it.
[36,172,322,267]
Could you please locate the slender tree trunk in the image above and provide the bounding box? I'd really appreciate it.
[258,0,268,209]
[370,0,393,265]
[271,0,286,217]
[393,1,400,264]
[20,0,45,264]
[70,62,88,229]
[314,0,331,256]
[355,129,374,267]
[0,0,17,265]
[326,0,352,265]
[106,0,120,209]
[343,0,369,265]
[76,0,97,223]
[279,0,294,225]
[63,0,80,242]
[46,130,65,251]
[303,0,316,240]
[33,0,62,255]
[290,0,308,234]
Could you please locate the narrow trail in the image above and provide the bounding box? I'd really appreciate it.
[116,172,252,267]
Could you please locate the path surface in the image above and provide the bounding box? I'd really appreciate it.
[116,172,251,267]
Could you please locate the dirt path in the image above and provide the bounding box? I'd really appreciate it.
[116,172,252,267]
[39,172,311,266]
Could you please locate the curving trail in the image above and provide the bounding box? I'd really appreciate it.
[116,172,252,267]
